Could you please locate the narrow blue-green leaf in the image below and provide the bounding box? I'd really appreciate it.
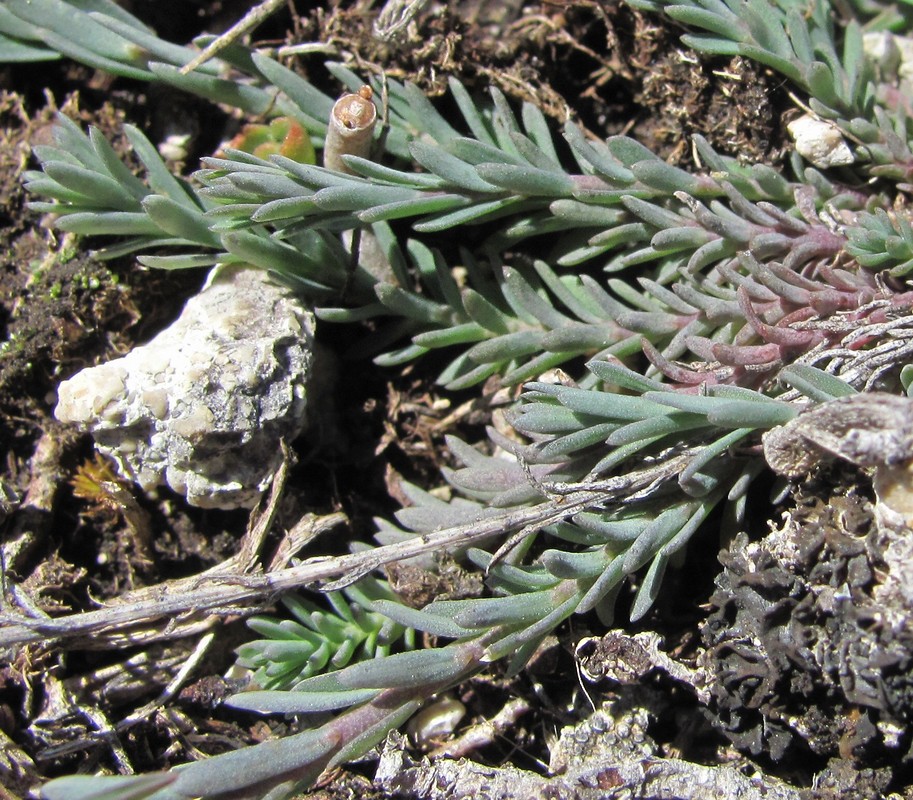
[521,101,561,165]
[93,236,190,260]
[540,323,618,352]
[414,196,526,232]
[412,322,488,348]
[541,547,610,580]
[785,8,814,63]
[125,124,200,209]
[358,193,470,223]
[511,403,596,436]
[342,156,446,189]
[576,553,626,613]
[679,429,751,494]
[509,130,562,172]
[466,330,543,362]
[704,399,796,427]
[41,773,176,800]
[630,552,669,622]
[537,422,618,459]
[528,383,667,420]
[502,349,577,386]
[252,196,318,222]
[88,10,207,71]
[226,688,379,714]
[632,160,712,194]
[585,360,665,391]
[679,32,742,56]
[590,434,666,476]
[251,51,334,134]
[550,199,626,226]
[503,267,573,328]
[663,4,743,40]
[149,61,276,116]
[7,0,152,71]
[642,390,784,422]
[87,127,148,203]
[563,122,634,184]
[331,699,424,768]
[337,647,465,689]
[369,600,474,638]
[373,342,429,366]
[572,513,649,544]
[659,494,718,559]
[43,162,136,208]
[743,1,794,61]
[804,61,843,111]
[448,76,497,145]
[687,237,737,273]
[779,364,857,400]
[402,80,461,143]
[427,591,548,627]
[54,211,162,236]
[314,182,418,211]
[607,412,708,446]
[410,140,499,192]
[622,505,691,574]
[169,728,335,797]
[748,163,792,200]
[483,591,581,663]
[462,289,511,334]
[137,253,220,270]
[651,225,715,251]
[447,136,526,167]
[0,34,57,62]
[490,86,523,156]
[532,261,606,323]
[376,283,449,323]
[607,135,664,166]
[441,359,502,390]
[621,195,684,229]
[0,4,44,39]
[325,60,370,92]
[142,195,219,246]
[475,162,575,196]
[222,230,329,284]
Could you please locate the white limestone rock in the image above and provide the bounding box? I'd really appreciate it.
[863,31,901,78]
[55,265,314,509]
[787,114,855,169]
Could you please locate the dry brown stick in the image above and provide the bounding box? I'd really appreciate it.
[179,0,287,75]
[0,453,692,648]
[0,449,293,650]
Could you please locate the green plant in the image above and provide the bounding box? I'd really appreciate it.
[6,0,913,798]
[236,577,417,691]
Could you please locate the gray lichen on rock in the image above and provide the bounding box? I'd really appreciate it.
[55,265,314,509]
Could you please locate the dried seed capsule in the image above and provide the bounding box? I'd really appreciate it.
[324,85,377,173]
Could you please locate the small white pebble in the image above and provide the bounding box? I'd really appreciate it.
[407,697,466,748]
[863,31,901,77]
[787,114,854,169]
[158,131,192,164]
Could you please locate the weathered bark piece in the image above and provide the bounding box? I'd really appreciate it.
[762,393,913,478]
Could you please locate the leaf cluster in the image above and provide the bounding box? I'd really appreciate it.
[236,578,417,691]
